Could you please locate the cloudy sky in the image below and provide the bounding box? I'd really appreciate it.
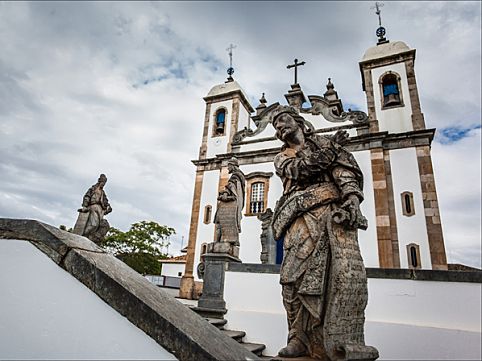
[0,1,480,267]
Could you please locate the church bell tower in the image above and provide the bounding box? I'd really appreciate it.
[180,47,254,299]
[358,4,447,270]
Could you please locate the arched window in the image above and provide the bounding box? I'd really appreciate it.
[203,205,212,224]
[213,108,226,136]
[406,243,421,269]
[379,71,404,109]
[401,191,415,217]
[250,182,265,214]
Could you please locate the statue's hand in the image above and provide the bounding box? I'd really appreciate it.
[331,130,350,146]
[78,207,89,213]
[341,195,366,229]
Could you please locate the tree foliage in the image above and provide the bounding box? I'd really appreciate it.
[101,221,175,275]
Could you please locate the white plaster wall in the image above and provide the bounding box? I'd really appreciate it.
[390,148,431,269]
[224,271,481,359]
[372,62,414,133]
[236,102,251,132]
[161,263,185,278]
[238,138,280,153]
[224,272,286,356]
[206,100,232,159]
[193,169,219,280]
[354,150,379,267]
[0,239,176,360]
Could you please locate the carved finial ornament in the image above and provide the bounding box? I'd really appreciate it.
[260,92,267,104]
[324,78,337,97]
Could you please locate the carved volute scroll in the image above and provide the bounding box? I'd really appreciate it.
[232,98,369,145]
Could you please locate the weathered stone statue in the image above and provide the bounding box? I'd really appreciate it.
[271,106,378,360]
[258,208,275,264]
[211,157,245,256]
[73,174,112,244]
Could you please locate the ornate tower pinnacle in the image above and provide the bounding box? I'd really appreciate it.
[256,92,267,115]
[226,43,236,82]
[371,2,389,45]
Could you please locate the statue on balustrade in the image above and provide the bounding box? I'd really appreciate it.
[271,106,378,361]
[210,157,246,257]
[73,174,112,244]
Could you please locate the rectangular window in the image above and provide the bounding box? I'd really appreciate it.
[250,182,265,214]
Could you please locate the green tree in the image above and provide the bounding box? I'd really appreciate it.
[102,221,175,275]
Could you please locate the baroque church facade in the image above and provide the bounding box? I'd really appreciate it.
[180,31,448,298]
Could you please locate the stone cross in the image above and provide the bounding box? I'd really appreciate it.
[287,58,306,85]
[371,1,384,27]
[226,43,236,76]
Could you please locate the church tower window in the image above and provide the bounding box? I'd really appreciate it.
[213,108,227,136]
[379,71,404,109]
[401,191,415,217]
[203,205,212,224]
[406,243,421,269]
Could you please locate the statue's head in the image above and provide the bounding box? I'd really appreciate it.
[97,174,107,187]
[227,157,239,173]
[272,106,313,143]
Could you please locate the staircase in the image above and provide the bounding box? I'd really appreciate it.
[203,316,267,357]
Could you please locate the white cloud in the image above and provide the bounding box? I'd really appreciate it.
[0,1,480,264]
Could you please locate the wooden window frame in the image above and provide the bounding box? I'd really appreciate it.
[212,107,228,137]
[378,70,404,110]
[245,172,273,217]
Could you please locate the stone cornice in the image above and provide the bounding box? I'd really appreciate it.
[245,171,274,180]
[359,49,416,91]
[227,262,482,283]
[359,49,416,69]
[203,90,254,113]
[192,129,436,171]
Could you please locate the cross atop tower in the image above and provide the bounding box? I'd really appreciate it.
[371,1,384,27]
[226,43,236,81]
[371,2,388,44]
[287,58,306,85]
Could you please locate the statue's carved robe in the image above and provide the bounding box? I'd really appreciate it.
[273,134,369,360]
[213,168,246,245]
[82,185,111,238]
[225,170,246,233]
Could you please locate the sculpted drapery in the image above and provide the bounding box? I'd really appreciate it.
[74,174,112,244]
[213,158,246,246]
[271,106,377,360]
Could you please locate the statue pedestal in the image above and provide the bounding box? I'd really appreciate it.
[194,251,241,319]
[206,241,239,258]
[72,211,88,235]
[214,199,240,245]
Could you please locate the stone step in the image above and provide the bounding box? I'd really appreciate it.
[206,317,227,329]
[242,342,266,356]
[222,329,246,342]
